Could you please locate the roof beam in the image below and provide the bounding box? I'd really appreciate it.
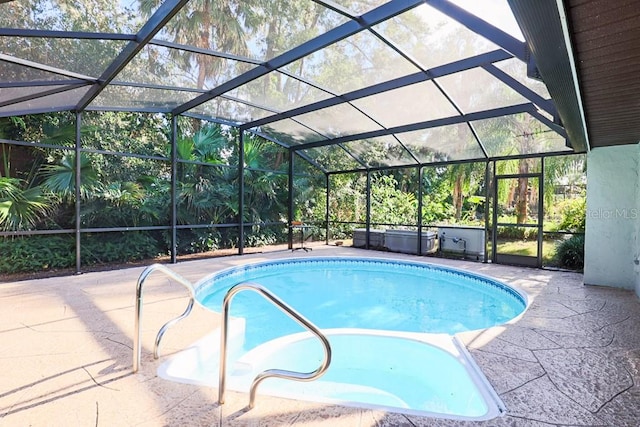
[507,0,589,152]
[0,53,95,81]
[149,39,338,100]
[529,109,567,139]
[85,106,173,114]
[427,0,527,62]
[0,105,78,118]
[0,28,136,41]
[292,102,538,151]
[241,49,512,131]
[311,0,357,20]
[149,39,262,66]
[172,0,424,116]
[481,63,557,117]
[294,149,329,175]
[110,81,205,94]
[0,79,88,88]
[0,83,88,109]
[245,128,329,173]
[74,0,189,112]
[180,112,245,129]
[328,149,577,175]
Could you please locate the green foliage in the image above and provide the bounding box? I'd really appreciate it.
[294,174,325,223]
[0,177,54,231]
[557,197,586,232]
[174,124,227,165]
[174,229,222,255]
[553,235,585,270]
[421,168,455,225]
[543,155,586,214]
[80,181,163,228]
[421,197,454,225]
[1,107,589,275]
[328,173,367,224]
[0,232,162,274]
[370,174,417,226]
[81,232,161,264]
[496,226,538,240]
[39,153,100,200]
[245,225,280,247]
[442,163,486,222]
[0,236,75,274]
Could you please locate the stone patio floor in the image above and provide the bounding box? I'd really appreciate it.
[1,245,640,426]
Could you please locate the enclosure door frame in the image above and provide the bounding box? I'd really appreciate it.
[491,160,544,268]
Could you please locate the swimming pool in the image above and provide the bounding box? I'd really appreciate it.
[159,257,526,420]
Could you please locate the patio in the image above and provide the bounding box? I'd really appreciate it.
[2,245,639,426]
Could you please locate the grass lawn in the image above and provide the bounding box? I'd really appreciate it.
[489,239,559,265]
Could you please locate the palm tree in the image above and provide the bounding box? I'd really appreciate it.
[543,155,586,213]
[139,0,252,90]
[169,123,239,226]
[241,136,287,223]
[39,153,101,201]
[173,123,229,178]
[445,162,485,221]
[0,119,88,231]
[191,125,227,163]
[0,178,53,231]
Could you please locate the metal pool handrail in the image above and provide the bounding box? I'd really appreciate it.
[133,263,196,372]
[219,282,332,409]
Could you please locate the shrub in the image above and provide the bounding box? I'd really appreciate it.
[554,234,585,270]
[170,229,221,255]
[558,198,586,232]
[0,235,75,274]
[81,232,161,264]
[329,223,352,240]
[496,226,538,240]
[245,226,278,247]
[0,232,162,274]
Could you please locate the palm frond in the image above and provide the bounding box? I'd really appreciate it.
[39,153,100,199]
[0,178,53,231]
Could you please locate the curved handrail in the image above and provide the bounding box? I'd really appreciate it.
[133,263,196,372]
[218,282,332,409]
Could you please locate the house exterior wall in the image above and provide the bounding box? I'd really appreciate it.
[584,144,640,295]
[635,152,640,297]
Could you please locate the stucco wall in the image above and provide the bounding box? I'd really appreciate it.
[635,152,640,297]
[584,144,640,293]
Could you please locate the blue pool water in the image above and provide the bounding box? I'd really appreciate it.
[161,257,526,420]
[234,331,494,417]
[196,257,526,352]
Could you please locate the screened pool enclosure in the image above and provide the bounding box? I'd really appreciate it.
[0,0,587,273]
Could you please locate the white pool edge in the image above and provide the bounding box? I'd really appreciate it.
[158,327,506,422]
[451,333,507,418]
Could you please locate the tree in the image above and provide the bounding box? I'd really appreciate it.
[445,162,485,221]
[170,123,237,227]
[39,153,100,201]
[421,166,456,225]
[139,0,253,90]
[0,177,53,231]
[370,174,417,226]
[0,116,91,231]
[543,155,586,214]
[242,136,287,223]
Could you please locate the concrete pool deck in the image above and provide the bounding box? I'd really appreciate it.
[1,245,639,426]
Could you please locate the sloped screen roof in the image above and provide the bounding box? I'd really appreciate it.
[0,0,581,173]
